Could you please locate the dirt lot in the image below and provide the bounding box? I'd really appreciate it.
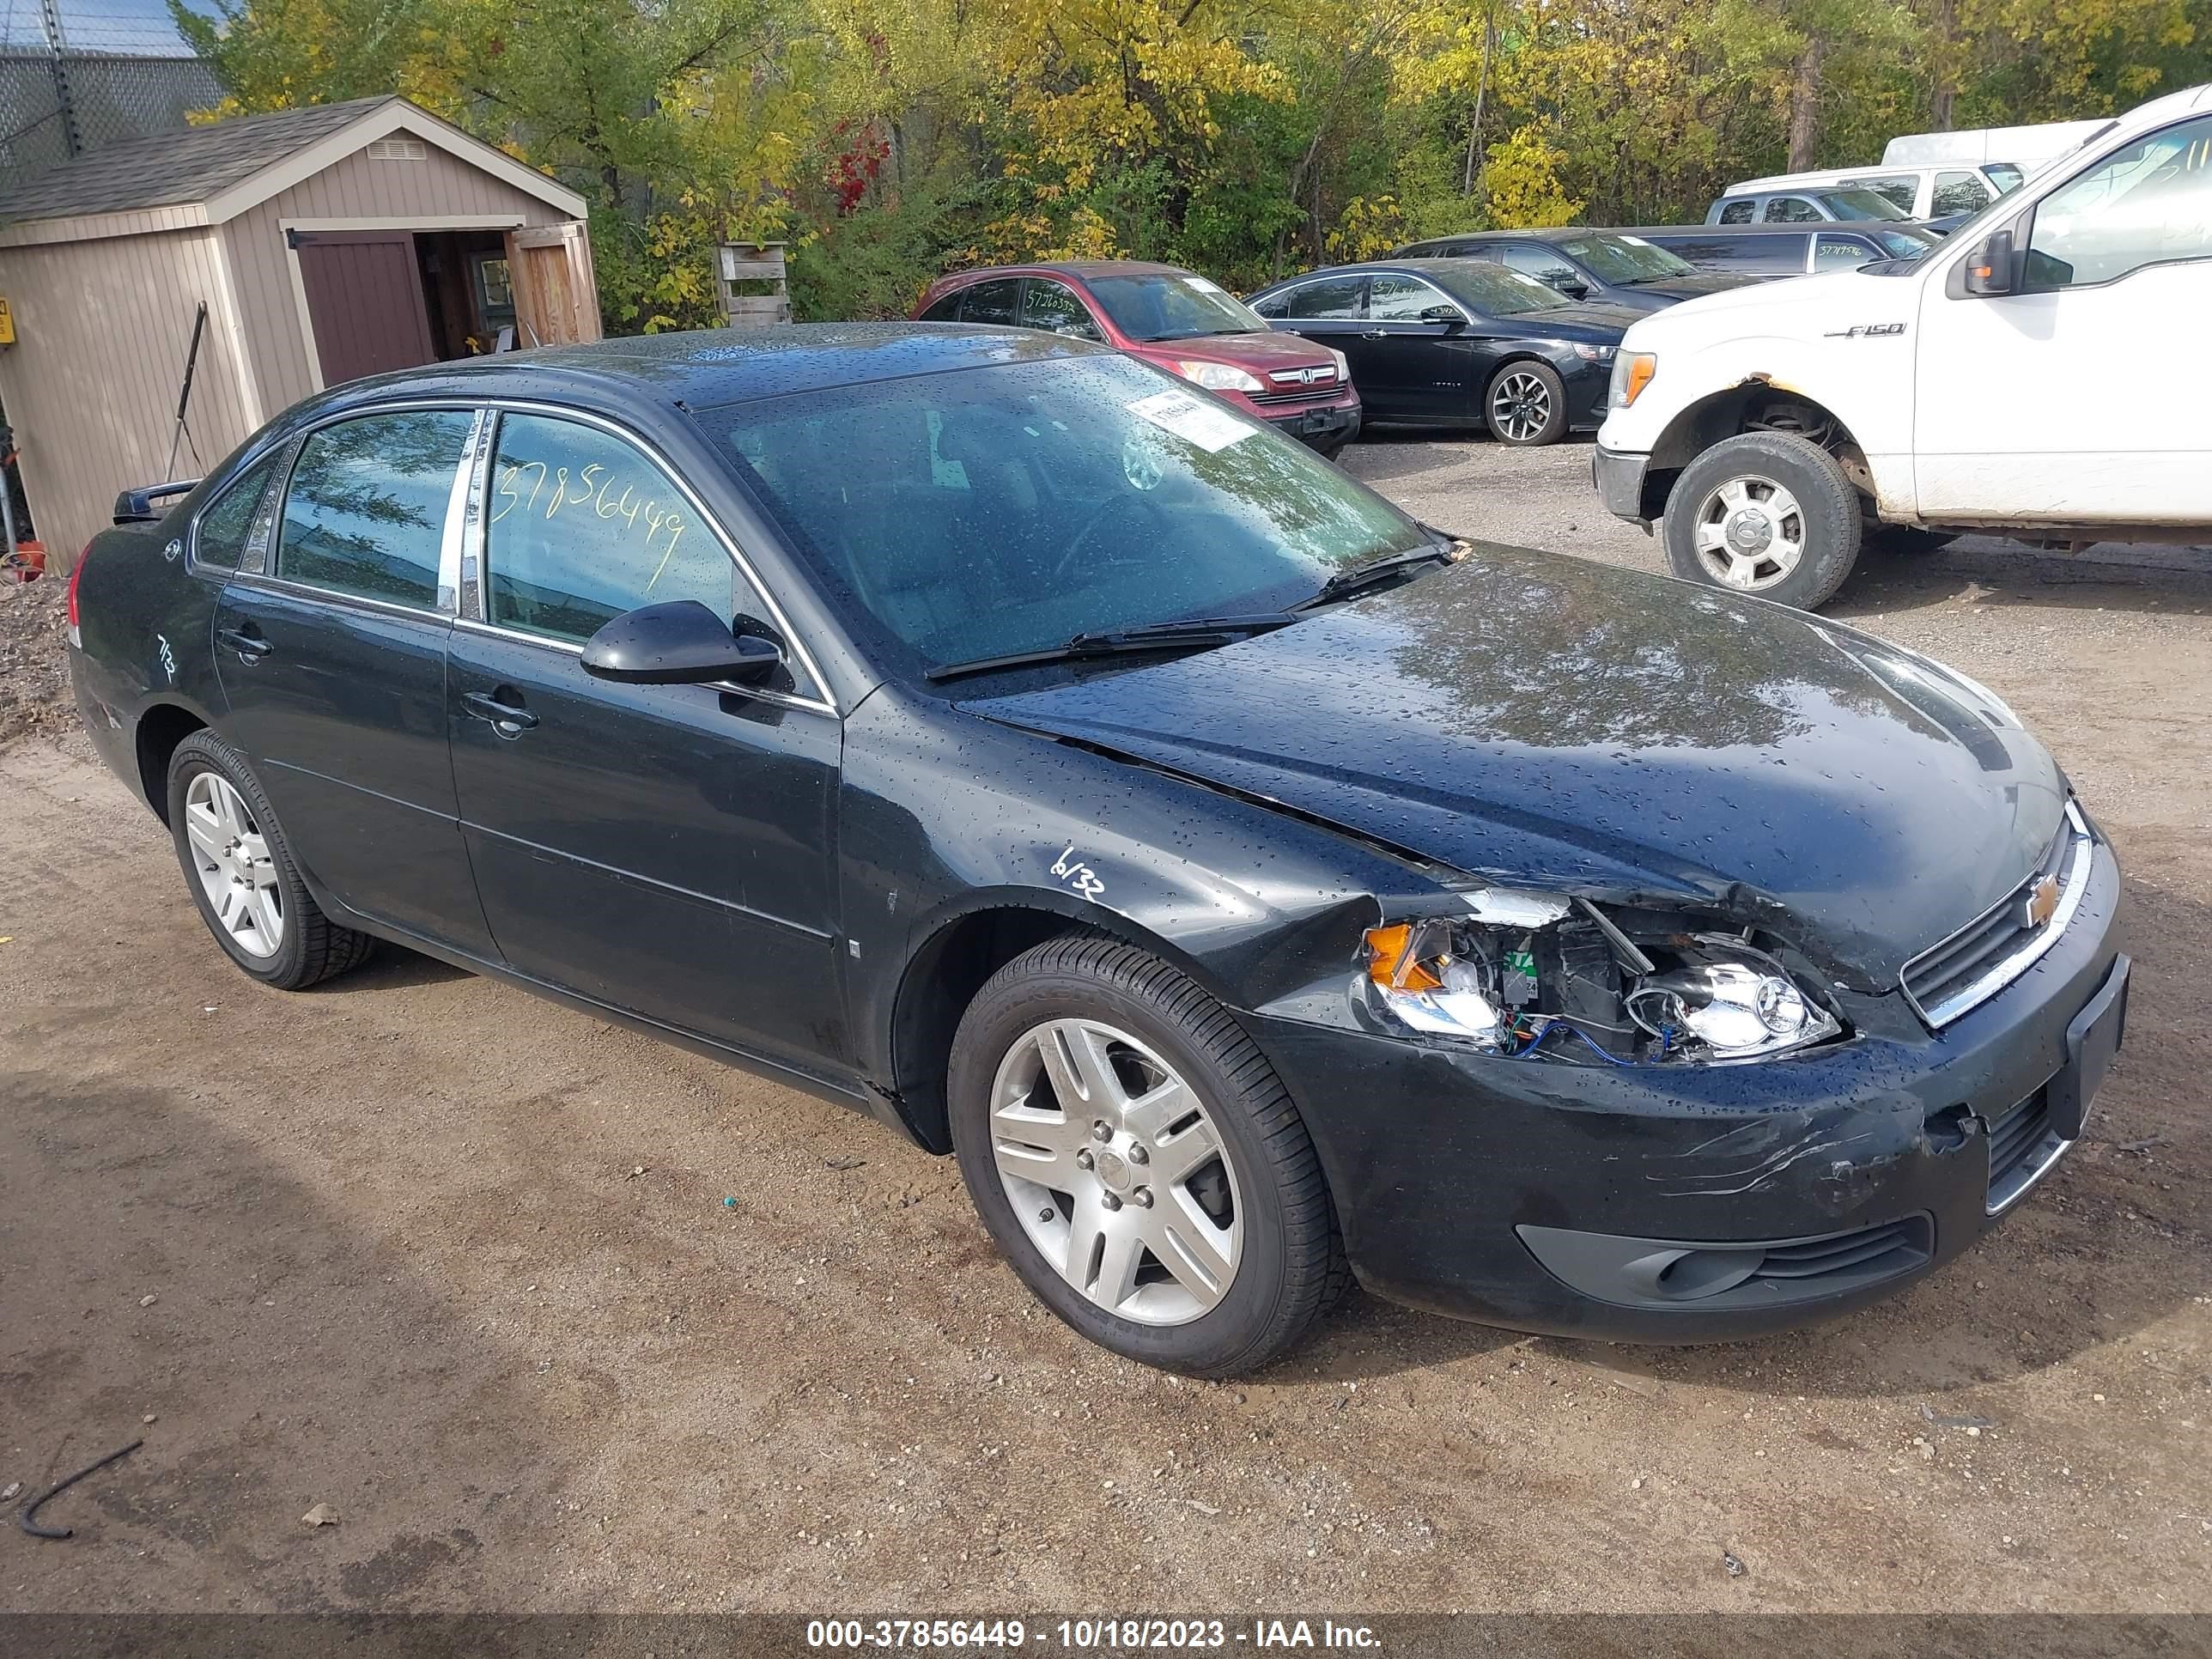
[3,439,2209,1617]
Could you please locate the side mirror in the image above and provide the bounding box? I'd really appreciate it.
[1552,278,1590,299]
[580,599,784,686]
[1963,229,2016,296]
[1419,304,1467,329]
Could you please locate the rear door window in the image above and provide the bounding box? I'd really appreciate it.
[275,410,472,609]
[1716,200,1755,224]
[1280,276,1367,319]
[917,290,964,322]
[1764,196,1823,223]
[958,280,1021,325]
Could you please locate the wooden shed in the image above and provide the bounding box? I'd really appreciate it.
[0,95,596,561]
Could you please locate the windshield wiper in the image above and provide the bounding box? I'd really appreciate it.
[1296,540,1468,610]
[927,613,1297,684]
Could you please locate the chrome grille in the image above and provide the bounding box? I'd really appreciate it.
[1902,804,2093,1027]
[1249,385,1340,408]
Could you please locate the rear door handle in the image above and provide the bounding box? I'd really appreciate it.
[461,689,538,733]
[216,626,270,660]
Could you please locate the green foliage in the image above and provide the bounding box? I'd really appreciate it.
[178,0,2210,328]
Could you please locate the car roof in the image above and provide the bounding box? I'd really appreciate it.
[1622,223,1824,236]
[291,324,1108,420]
[939,260,1190,283]
[1400,228,1630,247]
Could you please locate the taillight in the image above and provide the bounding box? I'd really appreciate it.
[66,541,91,647]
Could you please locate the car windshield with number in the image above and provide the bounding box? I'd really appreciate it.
[707,355,1428,678]
[1083,275,1275,341]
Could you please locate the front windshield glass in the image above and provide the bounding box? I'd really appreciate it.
[1872,226,1940,258]
[1553,233,1697,283]
[1425,262,1572,314]
[1986,162,2026,193]
[704,356,1429,679]
[1816,188,1911,221]
[1085,273,1271,341]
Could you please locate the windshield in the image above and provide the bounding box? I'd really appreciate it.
[705,356,1429,680]
[1553,233,1697,283]
[1425,262,1572,314]
[1871,226,1941,258]
[1085,273,1271,341]
[1815,189,1911,221]
[1986,161,2027,193]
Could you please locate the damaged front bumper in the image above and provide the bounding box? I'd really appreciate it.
[1249,838,2126,1343]
[1593,444,1650,526]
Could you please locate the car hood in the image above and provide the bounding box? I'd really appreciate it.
[1609,272,1756,306]
[1513,301,1644,340]
[962,546,2066,988]
[1135,329,1339,374]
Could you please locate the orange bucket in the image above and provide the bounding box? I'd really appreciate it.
[4,540,46,583]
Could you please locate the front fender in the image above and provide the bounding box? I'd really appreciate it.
[838,687,1443,1093]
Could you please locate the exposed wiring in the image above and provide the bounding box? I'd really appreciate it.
[1504,1015,1638,1067]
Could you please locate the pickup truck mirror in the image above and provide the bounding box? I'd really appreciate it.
[1963,229,2016,296]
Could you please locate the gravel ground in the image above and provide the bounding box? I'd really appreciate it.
[3,438,2209,1618]
[0,574,70,745]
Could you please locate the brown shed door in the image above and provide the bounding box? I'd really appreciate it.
[506,222,603,347]
[292,230,438,387]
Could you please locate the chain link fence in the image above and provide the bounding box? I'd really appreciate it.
[1,47,223,198]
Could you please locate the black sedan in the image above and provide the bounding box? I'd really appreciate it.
[1245,259,1640,445]
[1388,228,1755,313]
[67,326,2128,1376]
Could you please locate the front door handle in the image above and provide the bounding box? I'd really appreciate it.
[216,626,270,660]
[461,689,539,734]
[1360,330,1388,339]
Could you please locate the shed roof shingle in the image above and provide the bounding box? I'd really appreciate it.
[0,96,397,226]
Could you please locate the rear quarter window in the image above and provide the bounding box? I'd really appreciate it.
[191,452,282,572]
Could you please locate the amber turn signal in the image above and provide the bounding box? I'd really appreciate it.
[1364,923,1442,992]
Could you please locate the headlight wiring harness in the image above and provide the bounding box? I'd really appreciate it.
[1361,889,1842,1066]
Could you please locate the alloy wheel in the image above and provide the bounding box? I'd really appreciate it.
[988,1018,1243,1327]
[183,771,285,959]
[1489,372,1553,442]
[1690,474,1807,590]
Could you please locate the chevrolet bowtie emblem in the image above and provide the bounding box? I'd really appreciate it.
[2022,874,2060,930]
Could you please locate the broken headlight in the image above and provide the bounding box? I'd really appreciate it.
[1361,891,1840,1065]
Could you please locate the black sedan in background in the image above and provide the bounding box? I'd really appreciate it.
[1387,228,1754,313]
[1245,259,1638,444]
[68,326,2126,1376]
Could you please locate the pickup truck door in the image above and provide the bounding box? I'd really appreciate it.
[1913,112,2212,523]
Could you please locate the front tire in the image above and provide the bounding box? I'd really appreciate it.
[167,730,375,990]
[1485,361,1570,446]
[1662,431,1863,610]
[948,937,1346,1376]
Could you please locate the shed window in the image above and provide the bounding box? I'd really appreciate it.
[275,410,472,609]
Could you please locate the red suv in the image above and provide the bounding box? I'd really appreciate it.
[914,261,1361,457]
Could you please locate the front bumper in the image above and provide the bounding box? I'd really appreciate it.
[1255,396,1361,452]
[1594,444,1650,525]
[1251,837,2126,1342]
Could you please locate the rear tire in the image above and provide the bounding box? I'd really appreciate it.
[167,730,375,990]
[948,936,1346,1376]
[1662,431,1862,611]
[1485,362,1570,446]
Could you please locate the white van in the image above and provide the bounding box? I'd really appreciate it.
[1883,120,2112,172]
[1595,82,2212,611]
[1714,162,2023,222]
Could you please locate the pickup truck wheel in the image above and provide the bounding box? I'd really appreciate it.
[948,937,1346,1376]
[1866,525,1961,556]
[1485,362,1570,446]
[1664,432,1861,610]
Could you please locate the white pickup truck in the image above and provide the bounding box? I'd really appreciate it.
[1595,82,2212,611]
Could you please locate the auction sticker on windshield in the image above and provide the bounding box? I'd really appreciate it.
[1127,389,1255,453]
